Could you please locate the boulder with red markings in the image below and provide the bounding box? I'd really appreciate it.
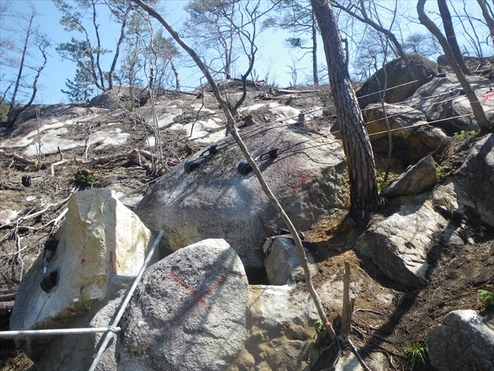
[118,238,249,371]
[135,122,350,277]
[10,188,154,370]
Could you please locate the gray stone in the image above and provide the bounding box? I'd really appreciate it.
[334,350,385,371]
[382,155,437,197]
[427,310,494,371]
[120,239,249,371]
[89,91,120,109]
[455,134,494,227]
[263,236,315,285]
[356,53,438,109]
[363,103,427,141]
[135,123,349,272]
[356,193,447,288]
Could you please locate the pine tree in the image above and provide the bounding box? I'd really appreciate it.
[61,65,94,102]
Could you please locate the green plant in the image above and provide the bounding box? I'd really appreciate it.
[377,171,394,193]
[73,170,95,188]
[0,100,9,117]
[125,100,134,111]
[313,319,328,339]
[478,289,494,308]
[435,163,451,182]
[403,340,427,369]
[453,130,476,140]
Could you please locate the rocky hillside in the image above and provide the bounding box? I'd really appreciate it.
[0,55,493,370]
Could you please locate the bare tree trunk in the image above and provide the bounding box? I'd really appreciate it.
[170,59,180,92]
[334,0,411,72]
[90,0,106,90]
[8,37,49,128]
[311,10,319,86]
[108,3,132,90]
[437,0,470,74]
[418,0,491,133]
[477,0,494,46]
[7,13,34,125]
[6,12,48,129]
[311,0,379,225]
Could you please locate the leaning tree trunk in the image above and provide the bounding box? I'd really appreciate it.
[477,0,494,46]
[437,0,470,74]
[418,0,491,133]
[311,0,379,225]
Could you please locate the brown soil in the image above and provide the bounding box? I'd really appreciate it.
[1,85,493,371]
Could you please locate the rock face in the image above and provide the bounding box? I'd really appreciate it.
[120,239,249,371]
[356,193,447,288]
[356,53,438,108]
[135,123,349,273]
[427,310,494,371]
[455,134,494,227]
[10,189,154,368]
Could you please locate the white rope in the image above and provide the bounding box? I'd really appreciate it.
[0,327,121,338]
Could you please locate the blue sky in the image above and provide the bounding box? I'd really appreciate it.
[2,0,492,105]
[2,0,302,104]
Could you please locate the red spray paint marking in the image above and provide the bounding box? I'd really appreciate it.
[288,168,314,200]
[257,213,269,238]
[163,273,227,332]
[109,251,115,272]
[80,258,86,264]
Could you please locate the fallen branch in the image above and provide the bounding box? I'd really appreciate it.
[274,88,319,94]
[4,153,39,167]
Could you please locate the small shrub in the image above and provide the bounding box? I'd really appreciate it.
[435,162,451,182]
[478,289,494,308]
[403,340,427,369]
[73,170,95,188]
[377,171,394,193]
[453,130,476,140]
[0,100,9,117]
[125,100,134,111]
[313,319,328,339]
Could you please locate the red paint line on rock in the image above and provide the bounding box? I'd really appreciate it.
[163,273,228,332]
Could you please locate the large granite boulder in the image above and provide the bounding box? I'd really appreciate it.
[408,75,494,135]
[356,192,448,288]
[88,91,120,109]
[454,134,494,227]
[135,123,349,275]
[10,189,154,369]
[119,239,248,371]
[427,310,494,371]
[356,53,438,109]
[361,103,448,165]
